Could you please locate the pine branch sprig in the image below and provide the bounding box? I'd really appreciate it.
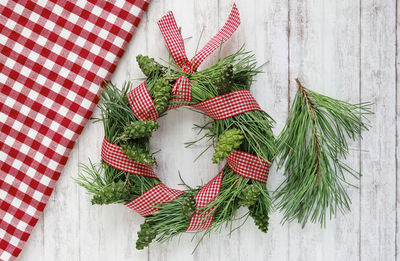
[275,78,373,227]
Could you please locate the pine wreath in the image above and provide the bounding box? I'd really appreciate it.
[76,4,372,251]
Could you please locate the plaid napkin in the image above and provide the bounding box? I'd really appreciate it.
[0,0,150,260]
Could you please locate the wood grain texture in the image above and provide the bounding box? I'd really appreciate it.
[360,0,397,260]
[17,0,398,260]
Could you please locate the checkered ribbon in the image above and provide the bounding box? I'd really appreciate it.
[167,76,191,110]
[125,4,241,121]
[101,138,158,179]
[192,90,262,120]
[0,1,150,260]
[186,171,224,231]
[226,151,270,183]
[158,4,240,73]
[125,183,183,217]
[126,82,159,121]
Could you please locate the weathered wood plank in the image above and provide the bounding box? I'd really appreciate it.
[360,0,397,260]
[287,1,331,259]
[236,0,290,260]
[17,216,44,260]
[396,2,399,260]
[42,145,80,261]
[325,1,362,260]
[287,0,364,260]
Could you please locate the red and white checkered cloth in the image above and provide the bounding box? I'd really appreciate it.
[125,183,183,217]
[101,138,158,179]
[0,0,150,260]
[192,90,262,120]
[186,171,224,231]
[226,151,270,183]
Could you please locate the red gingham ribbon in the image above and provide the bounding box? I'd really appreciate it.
[167,76,192,110]
[190,4,240,71]
[157,3,240,108]
[186,171,224,231]
[126,82,159,121]
[192,90,262,120]
[125,183,183,217]
[158,4,240,73]
[226,151,270,183]
[101,138,158,179]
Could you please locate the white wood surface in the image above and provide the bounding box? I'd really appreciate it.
[17,0,398,260]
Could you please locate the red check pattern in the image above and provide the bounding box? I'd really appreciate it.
[167,75,192,110]
[192,90,262,120]
[190,4,240,72]
[158,3,240,73]
[125,183,183,217]
[101,138,158,179]
[157,11,191,73]
[186,171,224,231]
[226,151,270,183]
[126,82,159,121]
[0,0,150,260]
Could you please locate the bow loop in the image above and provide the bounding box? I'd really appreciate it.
[158,4,240,73]
[157,11,192,71]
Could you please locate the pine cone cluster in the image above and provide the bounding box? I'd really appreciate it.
[249,205,269,233]
[121,142,155,166]
[136,54,164,77]
[91,181,127,205]
[215,64,234,95]
[181,194,197,219]
[122,120,159,140]
[153,78,172,113]
[212,128,244,163]
[238,184,261,207]
[136,221,157,250]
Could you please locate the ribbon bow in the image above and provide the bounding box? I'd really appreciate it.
[158,4,240,74]
[126,3,241,118]
[157,3,241,110]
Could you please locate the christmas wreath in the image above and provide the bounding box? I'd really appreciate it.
[76,4,372,251]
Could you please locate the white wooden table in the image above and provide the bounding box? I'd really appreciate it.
[18,0,398,260]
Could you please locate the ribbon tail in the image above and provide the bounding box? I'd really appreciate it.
[186,171,224,231]
[158,11,191,72]
[190,3,241,71]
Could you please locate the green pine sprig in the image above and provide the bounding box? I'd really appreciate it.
[275,78,373,227]
[75,82,160,205]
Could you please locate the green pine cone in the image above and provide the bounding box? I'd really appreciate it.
[153,78,172,113]
[249,205,269,233]
[215,64,234,95]
[238,184,261,207]
[122,120,159,140]
[181,194,197,219]
[136,54,164,77]
[121,142,155,166]
[91,181,127,205]
[136,221,157,250]
[212,128,244,163]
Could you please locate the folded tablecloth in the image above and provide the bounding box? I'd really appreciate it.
[0,1,150,260]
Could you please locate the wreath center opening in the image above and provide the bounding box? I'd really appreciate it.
[151,109,221,190]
